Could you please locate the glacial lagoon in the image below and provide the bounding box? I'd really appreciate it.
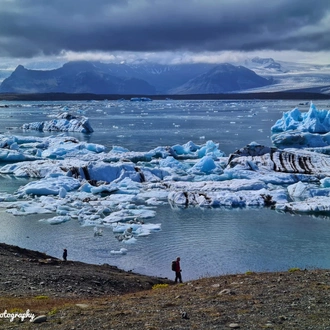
[1,99,330,280]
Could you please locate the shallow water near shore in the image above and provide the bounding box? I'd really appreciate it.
[1,205,330,281]
[1,99,330,280]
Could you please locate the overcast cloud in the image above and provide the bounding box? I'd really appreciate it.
[0,0,329,64]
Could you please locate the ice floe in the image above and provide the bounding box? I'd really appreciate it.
[1,103,330,232]
[22,112,94,133]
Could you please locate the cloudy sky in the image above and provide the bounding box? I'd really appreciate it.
[0,0,329,69]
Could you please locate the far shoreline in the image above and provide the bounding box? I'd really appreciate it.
[0,91,330,101]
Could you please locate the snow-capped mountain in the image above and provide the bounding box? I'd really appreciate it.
[0,57,329,95]
[169,63,272,94]
[241,57,330,93]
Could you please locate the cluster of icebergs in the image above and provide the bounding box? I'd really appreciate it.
[1,103,330,249]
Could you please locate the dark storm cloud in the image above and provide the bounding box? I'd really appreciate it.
[0,0,329,57]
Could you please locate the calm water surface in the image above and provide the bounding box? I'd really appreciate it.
[0,99,330,280]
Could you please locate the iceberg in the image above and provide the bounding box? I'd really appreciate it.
[22,112,94,133]
[271,103,330,149]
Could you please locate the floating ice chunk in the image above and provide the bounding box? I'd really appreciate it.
[41,215,71,225]
[0,193,17,202]
[110,248,128,255]
[159,156,187,170]
[197,140,225,158]
[188,156,223,174]
[0,150,38,162]
[320,178,330,188]
[271,107,303,133]
[145,197,167,205]
[287,181,310,200]
[22,112,94,133]
[110,146,130,153]
[10,142,19,150]
[169,140,225,159]
[90,184,118,194]
[59,187,67,198]
[103,208,156,223]
[111,222,160,235]
[6,201,54,215]
[18,176,80,195]
[130,97,152,102]
[170,144,186,156]
[271,131,330,149]
[93,226,103,236]
[271,103,330,148]
[168,189,275,208]
[276,196,330,213]
[122,237,137,244]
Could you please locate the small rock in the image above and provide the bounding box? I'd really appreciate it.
[76,304,89,309]
[229,323,240,328]
[181,311,189,319]
[32,315,47,323]
[218,288,234,295]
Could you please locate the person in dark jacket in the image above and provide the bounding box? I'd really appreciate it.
[174,256,182,283]
[63,248,67,261]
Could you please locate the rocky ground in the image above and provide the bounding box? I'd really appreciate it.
[1,243,330,329]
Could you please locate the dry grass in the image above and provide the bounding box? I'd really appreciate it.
[0,296,84,314]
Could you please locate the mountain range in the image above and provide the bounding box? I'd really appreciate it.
[0,57,329,95]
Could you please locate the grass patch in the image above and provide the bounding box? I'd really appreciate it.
[0,296,87,313]
[152,283,169,290]
[34,295,49,300]
[288,267,301,273]
[48,307,59,316]
[7,307,24,313]
[245,271,255,275]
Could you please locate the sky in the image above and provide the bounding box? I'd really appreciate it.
[0,0,330,70]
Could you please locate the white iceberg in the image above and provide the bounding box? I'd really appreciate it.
[22,112,94,133]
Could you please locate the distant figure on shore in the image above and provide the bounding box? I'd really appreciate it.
[174,256,183,283]
[63,248,67,261]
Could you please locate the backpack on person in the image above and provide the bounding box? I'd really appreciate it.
[171,260,176,271]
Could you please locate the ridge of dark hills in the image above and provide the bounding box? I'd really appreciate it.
[0,62,157,95]
[169,63,272,94]
[0,61,276,95]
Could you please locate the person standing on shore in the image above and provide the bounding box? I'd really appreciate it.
[63,248,67,261]
[174,256,182,283]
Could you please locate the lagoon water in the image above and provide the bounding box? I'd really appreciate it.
[1,99,330,280]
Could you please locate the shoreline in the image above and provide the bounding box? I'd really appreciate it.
[0,242,172,298]
[1,243,330,328]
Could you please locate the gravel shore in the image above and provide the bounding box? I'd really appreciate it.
[1,243,330,329]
